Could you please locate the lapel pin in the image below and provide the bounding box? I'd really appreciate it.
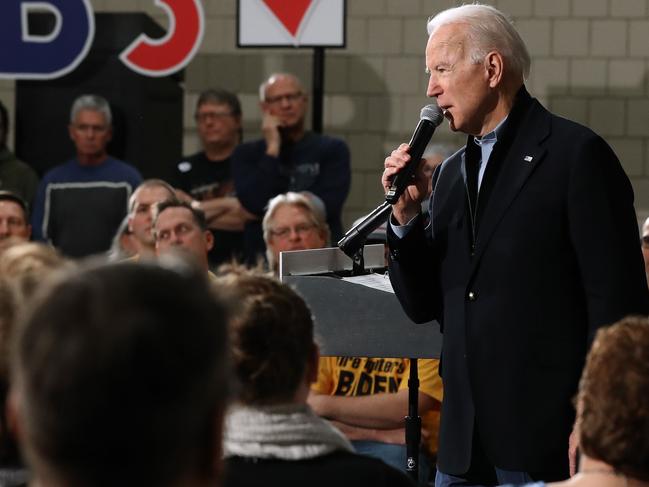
[523,155,533,162]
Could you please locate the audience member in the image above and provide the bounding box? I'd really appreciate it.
[30,94,142,258]
[174,89,250,267]
[10,261,230,487]
[213,270,415,487]
[106,215,137,261]
[262,192,329,274]
[232,73,351,263]
[126,178,176,259]
[0,242,69,486]
[503,316,649,487]
[0,101,38,205]
[0,192,31,254]
[153,199,214,273]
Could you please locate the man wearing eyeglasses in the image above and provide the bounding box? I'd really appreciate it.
[232,73,351,264]
[173,89,251,267]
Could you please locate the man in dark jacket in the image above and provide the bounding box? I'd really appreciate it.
[382,4,649,486]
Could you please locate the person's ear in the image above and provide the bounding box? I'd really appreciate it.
[204,230,214,251]
[484,51,504,88]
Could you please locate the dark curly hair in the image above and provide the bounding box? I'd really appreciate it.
[577,316,649,481]
[214,269,315,406]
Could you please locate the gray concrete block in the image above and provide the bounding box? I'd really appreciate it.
[549,97,589,126]
[611,0,646,17]
[385,57,424,95]
[349,0,387,17]
[403,18,429,55]
[553,20,589,56]
[608,60,647,96]
[349,56,387,95]
[517,19,552,57]
[589,98,626,136]
[348,134,387,171]
[627,99,649,136]
[534,0,570,17]
[630,21,649,56]
[529,59,569,96]
[325,56,350,94]
[591,21,627,57]
[570,60,608,95]
[367,18,403,55]
[346,18,368,54]
[573,0,608,17]
[496,0,534,18]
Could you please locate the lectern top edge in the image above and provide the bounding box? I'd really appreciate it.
[279,244,385,281]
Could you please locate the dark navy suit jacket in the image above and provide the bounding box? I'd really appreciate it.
[388,87,649,477]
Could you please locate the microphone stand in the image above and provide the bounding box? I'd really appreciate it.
[337,201,392,273]
[337,201,423,483]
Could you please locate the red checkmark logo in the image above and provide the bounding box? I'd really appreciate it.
[262,0,314,37]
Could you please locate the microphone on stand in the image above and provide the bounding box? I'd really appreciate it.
[338,104,445,258]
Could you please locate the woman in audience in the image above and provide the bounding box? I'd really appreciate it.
[508,316,649,487]
[214,270,415,487]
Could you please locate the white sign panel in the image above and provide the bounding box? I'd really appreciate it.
[238,0,345,47]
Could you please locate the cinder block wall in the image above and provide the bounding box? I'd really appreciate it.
[4,0,649,227]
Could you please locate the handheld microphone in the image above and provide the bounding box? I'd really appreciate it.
[338,104,445,258]
[385,104,445,204]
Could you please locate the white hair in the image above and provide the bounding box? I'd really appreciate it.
[262,191,330,271]
[427,3,531,81]
[70,94,112,126]
[258,73,305,102]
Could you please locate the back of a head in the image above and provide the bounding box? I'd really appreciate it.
[215,270,314,406]
[427,3,531,83]
[578,316,649,481]
[12,261,230,487]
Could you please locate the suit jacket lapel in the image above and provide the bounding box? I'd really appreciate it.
[431,149,466,239]
[470,98,551,269]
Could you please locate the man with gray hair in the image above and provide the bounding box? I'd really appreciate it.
[31,94,142,258]
[382,3,648,485]
[262,191,329,274]
[233,73,350,264]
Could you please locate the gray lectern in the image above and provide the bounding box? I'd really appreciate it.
[280,244,442,482]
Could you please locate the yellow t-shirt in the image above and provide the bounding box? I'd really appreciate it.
[311,356,443,455]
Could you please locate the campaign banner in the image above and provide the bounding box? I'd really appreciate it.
[0,0,204,79]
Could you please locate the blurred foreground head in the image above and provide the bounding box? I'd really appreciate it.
[214,269,317,406]
[577,316,649,481]
[10,261,230,487]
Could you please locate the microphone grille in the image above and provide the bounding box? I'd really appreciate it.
[420,104,445,127]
